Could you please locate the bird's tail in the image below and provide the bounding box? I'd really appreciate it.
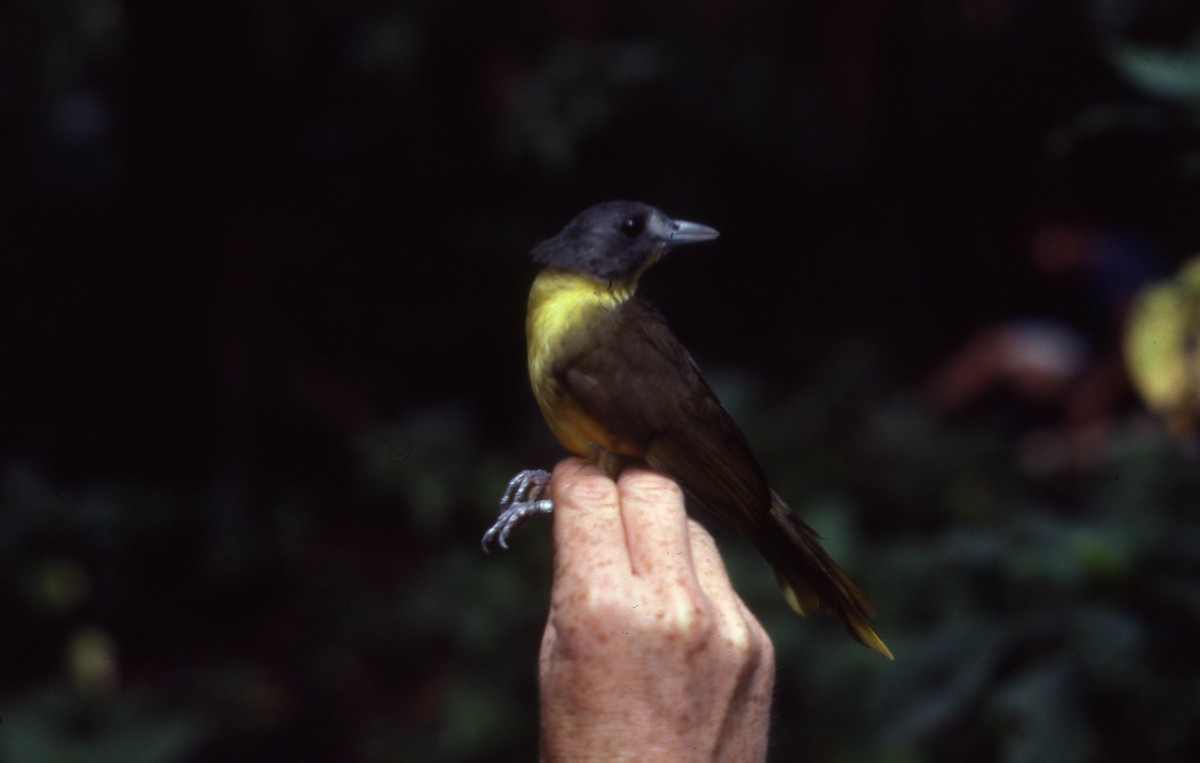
[766,492,893,660]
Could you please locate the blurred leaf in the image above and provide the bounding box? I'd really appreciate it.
[0,686,199,763]
[22,557,90,614]
[992,661,1091,763]
[1104,30,1200,103]
[1124,255,1200,436]
[876,623,1005,745]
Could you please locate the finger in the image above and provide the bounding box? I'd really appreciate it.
[685,519,737,601]
[686,519,758,653]
[616,466,694,580]
[549,457,630,580]
[734,596,774,667]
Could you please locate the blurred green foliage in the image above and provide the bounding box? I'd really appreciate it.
[5,369,1200,761]
[1,408,551,762]
[6,0,1200,761]
[1124,256,1200,436]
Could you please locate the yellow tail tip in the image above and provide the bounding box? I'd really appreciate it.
[858,627,894,661]
[781,582,817,615]
[781,580,894,659]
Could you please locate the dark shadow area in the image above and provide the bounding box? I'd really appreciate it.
[4,1,1200,760]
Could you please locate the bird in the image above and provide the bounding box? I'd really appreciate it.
[482,200,892,659]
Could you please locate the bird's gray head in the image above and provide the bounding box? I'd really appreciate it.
[531,201,719,282]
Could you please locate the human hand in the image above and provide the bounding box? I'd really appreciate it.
[538,458,775,763]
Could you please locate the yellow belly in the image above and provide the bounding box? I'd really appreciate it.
[525,268,639,459]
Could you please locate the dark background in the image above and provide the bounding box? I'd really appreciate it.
[4,1,1200,761]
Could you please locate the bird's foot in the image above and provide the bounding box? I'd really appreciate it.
[481,469,554,551]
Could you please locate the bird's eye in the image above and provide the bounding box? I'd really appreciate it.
[620,216,645,238]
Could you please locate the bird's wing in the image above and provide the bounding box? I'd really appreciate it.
[553,294,892,658]
[552,294,772,529]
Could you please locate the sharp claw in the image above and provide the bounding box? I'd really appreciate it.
[481,469,554,552]
[500,472,528,505]
[481,526,498,553]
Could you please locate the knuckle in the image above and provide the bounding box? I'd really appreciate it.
[718,604,774,670]
[559,471,617,509]
[656,586,717,643]
[619,468,684,504]
[574,577,633,618]
[758,631,776,672]
[720,611,755,655]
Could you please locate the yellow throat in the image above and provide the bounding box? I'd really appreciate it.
[525,268,639,459]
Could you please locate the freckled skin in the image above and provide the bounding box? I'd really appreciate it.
[539,459,774,763]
